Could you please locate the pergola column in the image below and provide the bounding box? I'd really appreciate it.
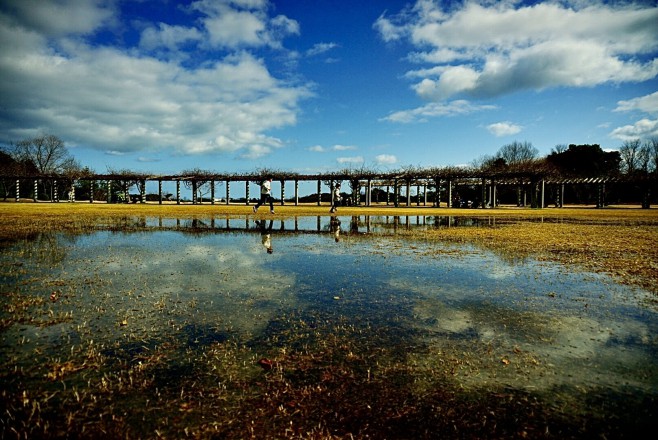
[294,180,299,206]
[447,180,452,208]
[394,178,399,207]
[211,181,215,205]
[54,180,59,202]
[192,181,198,204]
[107,180,112,203]
[90,180,95,203]
[406,178,411,206]
[140,180,145,203]
[33,179,38,202]
[366,179,372,206]
[15,179,19,202]
[176,181,181,204]
[158,180,163,204]
[225,180,230,205]
[596,182,605,209]
[245,181,250,205]
[279,179,285,205]
[317,180,322,206]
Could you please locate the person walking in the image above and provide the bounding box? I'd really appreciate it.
[330,182,341,213]
[253,177,275,214]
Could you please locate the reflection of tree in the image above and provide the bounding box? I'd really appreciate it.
[29,231,72,266]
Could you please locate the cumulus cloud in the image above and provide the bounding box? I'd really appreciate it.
[375,1,658,101]
[614,91,658,115]
[0,0,311,159]
[609,119,658,141]
[487,121,522,137]
[610,91,658,140]
[375,154,397,165]
[0,0,116,37]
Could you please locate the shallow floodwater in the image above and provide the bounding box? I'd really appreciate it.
[1,215,657,438]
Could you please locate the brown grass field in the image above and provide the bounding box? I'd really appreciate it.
[2,201,658,294]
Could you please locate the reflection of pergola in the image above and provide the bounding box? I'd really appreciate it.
[2,169,654,208]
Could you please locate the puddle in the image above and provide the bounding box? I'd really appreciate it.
[1,215,656,438]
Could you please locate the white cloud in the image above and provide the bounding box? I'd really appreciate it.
[308,145,325,152]
[375,154,397,165]
[139,23,202,52]
[487,121,522,137]
[0,0,311,159]
[332,144,356,151]
[609,118,658,141]
[336,156,364,164]
[381,100,496,123]
[306,42,338,57]
[610,92,658,141]
[0,0,116,37]
[191,0,299,49]
[614,91,658,115]
[375,1,658,101]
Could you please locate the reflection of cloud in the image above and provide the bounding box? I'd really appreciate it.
[67,234,296,339]
[485,264,517,280]
[392,276,654,393]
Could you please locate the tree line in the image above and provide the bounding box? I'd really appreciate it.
[1,135,657,205]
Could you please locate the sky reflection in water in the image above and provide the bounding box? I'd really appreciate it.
[1,215,657,402]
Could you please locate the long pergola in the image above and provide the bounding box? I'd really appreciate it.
[2,168,654,208]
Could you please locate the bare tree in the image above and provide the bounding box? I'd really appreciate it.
[497,141,538,164]
[645,137,658,173]
[619,139,642,174]
[12,134,78,175]
[551,144,567,154]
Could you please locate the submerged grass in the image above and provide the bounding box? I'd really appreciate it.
[1,201,657,439]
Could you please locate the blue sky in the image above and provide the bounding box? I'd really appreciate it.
[1,0,657,177]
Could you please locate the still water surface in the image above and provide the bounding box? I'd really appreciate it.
[1,215,656,437]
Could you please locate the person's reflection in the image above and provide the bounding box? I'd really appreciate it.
[329,216,341,242]
[256,219,274,253]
